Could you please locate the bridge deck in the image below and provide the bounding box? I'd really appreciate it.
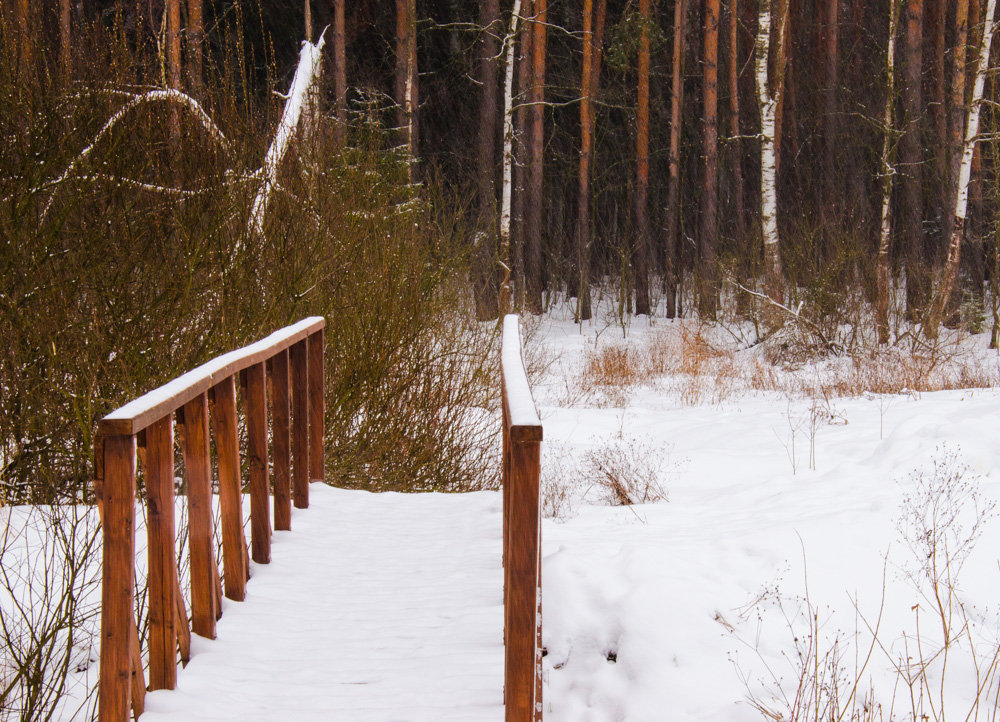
[140,485,505,721]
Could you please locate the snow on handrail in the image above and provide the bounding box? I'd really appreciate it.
[100,316,325,435]
[501,314,541,431]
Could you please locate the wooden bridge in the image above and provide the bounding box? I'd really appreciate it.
[94,316,542,721]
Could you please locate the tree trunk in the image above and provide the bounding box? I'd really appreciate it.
[635,0,653,316]
[666,0,688,319]
[60,0,72,75]
[167,0,182,139]
[926,0,998,338]
[700,0,720,318]
[525,0,547,314]
[473,0,502,320]
[333,0,347,147]
[821,0,839,251]
[396,0,418,182]
[928,0,947,249]
[577,0,596,321]
[877,0,902,344]
[304,0,313,42]
[15,0,30,83]
[947,0,971,245]
[187,0,204,92]
[901,0,925,318]
[500,0,525,315]
[756,0,788,304]
[728,0,746,247]
[512,0,534,310]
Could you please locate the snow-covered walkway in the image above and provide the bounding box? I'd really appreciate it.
[140,486,506,722]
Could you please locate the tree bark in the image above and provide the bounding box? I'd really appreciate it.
[187,0,204,92]
[756,0,788,304]
[473,0,502,320]
[666,0,688,319]
[60,0,72,75]
[167,0,182,139]
[396,0,418,182]
[821,0,839,250]
[333,0,347,147]
[635,0,653,316]
[512,0,534,310]
[926,0,998,338]
[946,0,971,244]
[901,0,925,318]
[928,0,947,249]
[700,0,720,318]
[877,0,902,344]
[525,0,547,314]
[500,0,525,315]
[728,0,746,247]
[577,0,596,321]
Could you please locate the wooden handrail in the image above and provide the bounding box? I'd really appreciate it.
[100,317,324,436]
[96,318,326,722]
[500,314,543,722]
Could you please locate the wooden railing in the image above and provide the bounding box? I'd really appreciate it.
[501,314,543,722]
[94,317,326,722]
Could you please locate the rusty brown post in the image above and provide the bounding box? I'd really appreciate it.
[269,350,292,530]
[308,329,325,486]
[145,415,178,690]
[211,376,248,601]
[244,362,271,563]
[181,393,218,638]
[98,434,137,722]
[501,315,543,722]
[290,339,309,509]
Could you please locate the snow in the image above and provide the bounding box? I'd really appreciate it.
[102,316,323,431]
[503,314,541,429]
[8,305,1000,720]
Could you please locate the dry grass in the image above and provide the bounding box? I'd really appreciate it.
[570,320,997,408]
[582,437,671,506]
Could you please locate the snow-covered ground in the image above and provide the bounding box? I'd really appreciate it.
[6,304,1000,720]
[535,306,1000,720]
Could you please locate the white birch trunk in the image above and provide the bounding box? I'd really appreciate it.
[249,34,326,240]
[926,0,998,336]
[499,0,523,313]
[877,0,901,343]
[755,0,784,302]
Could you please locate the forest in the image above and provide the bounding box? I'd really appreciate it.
[6,2,1000,720]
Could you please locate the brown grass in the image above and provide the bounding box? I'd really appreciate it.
[571,321,996,408]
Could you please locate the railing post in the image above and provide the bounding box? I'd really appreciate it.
[290,339,309,509]
[501,315,543,722]
[308,328,325,485]
[269,350,293,530]
[145,415,177,690]
[181,392,218,638]
[244,362,271,563]
[98,433,137,722]
[211,376,249,601]
[505,433,541,722]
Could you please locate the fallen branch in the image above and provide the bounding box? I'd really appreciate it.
[729,280,842,354]
[248,32,327,240]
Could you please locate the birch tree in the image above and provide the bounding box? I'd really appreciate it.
[396,0,418,183]
[926,0,999,338]
[755,0,789,304]
[500,0,524,315]
[876,0,901,345]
